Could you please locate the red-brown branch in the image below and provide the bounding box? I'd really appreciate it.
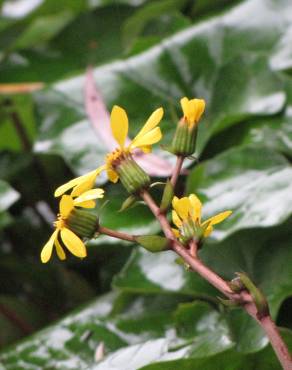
[140,189,292,370]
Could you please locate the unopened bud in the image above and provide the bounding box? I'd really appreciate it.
[236,272,269,318]
[115,156,150,194]
[171,121,197,156]
[67,209,98,238]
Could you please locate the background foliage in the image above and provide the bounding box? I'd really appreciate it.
[0,0,292,368]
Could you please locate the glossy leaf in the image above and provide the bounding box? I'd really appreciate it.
[187,146,292,239]
[114,248,217,296]
[33,0,292,174]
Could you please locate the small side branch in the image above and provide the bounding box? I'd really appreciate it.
[98,226,136,243]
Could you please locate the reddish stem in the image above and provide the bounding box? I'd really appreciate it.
[140,189,292,370]
[98,226,136,242]
[170,156,184,189]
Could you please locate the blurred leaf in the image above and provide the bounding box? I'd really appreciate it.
[12,11,74,50]
[0,179,19,212]
[0,292,125,369]
[187,146,292,239]
[122,0,189,50]
[0,94,35,151]
[0,294,44,347]
[140,329,292,370]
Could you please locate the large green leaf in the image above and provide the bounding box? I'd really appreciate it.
[113,248,217,297]
[187,146,292,239]
[0,292,235,369]
[32,0,292,175]
[139,329,292,370]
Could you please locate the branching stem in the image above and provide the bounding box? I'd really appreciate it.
[139,188,292,370]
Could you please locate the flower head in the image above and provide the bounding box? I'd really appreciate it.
[41,188,104,263]
[172,194,231,241]
[180,97,205,129]
[105,105,163,182]
[54,105,163,196]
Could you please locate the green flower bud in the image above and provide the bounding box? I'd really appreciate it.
[171,121,198,156]
[67,208,98,239]
[115,156,150,194]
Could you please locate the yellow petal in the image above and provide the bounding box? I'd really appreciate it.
[40,229,58,263]
[74,188,104,205]
[202,210,232,227]
[172,196,179,209]
[172,228,180,238]
[54,169,99,197]
[59,195,74,218]
[60,228,87,258]
[71,166,105,197]
[54,177,83,198]
[189,194,202,222]
[189,99,205,126]
[180,97,190,118]
[55,238,66,260]
[130,127,162,149]
[74,200,96,208]
[203,225,213,238]
[107,168,119,183]
[172,197,190,221]
[110,105,128,148]
[133,108,163,141]
[172,210,182,228]
[140,145,152,153]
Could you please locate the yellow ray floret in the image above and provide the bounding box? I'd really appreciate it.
[41,189,104,263]
[172,194,232,239]
[106,105,163,181]
[54,166,105,198]
[180,97,205,129]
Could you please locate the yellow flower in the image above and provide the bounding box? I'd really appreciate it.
[172,194,232,240]
[180,97,205,129]
[41,188,104,263]
[54,105,163,196]
[105,105,163,182]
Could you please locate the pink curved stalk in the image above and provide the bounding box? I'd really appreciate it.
[84,68,174,177]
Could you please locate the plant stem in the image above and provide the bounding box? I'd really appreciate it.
[258,315,292,369]
[0,302,33,335]
[170,155,184,189]
[98,226,136,242]
[140,189,292,370]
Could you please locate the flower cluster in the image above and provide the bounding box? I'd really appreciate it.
[41,97,232,263]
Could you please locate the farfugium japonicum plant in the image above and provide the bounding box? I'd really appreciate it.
[41,98,292,370]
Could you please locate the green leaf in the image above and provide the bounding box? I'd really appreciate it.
[12,11,74,50]
[114,248,217,297]
[122,0,189,50]
[187,146,292,239]
[0,292,125,369]
[0,179,19,212]
[31,0,292,172]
